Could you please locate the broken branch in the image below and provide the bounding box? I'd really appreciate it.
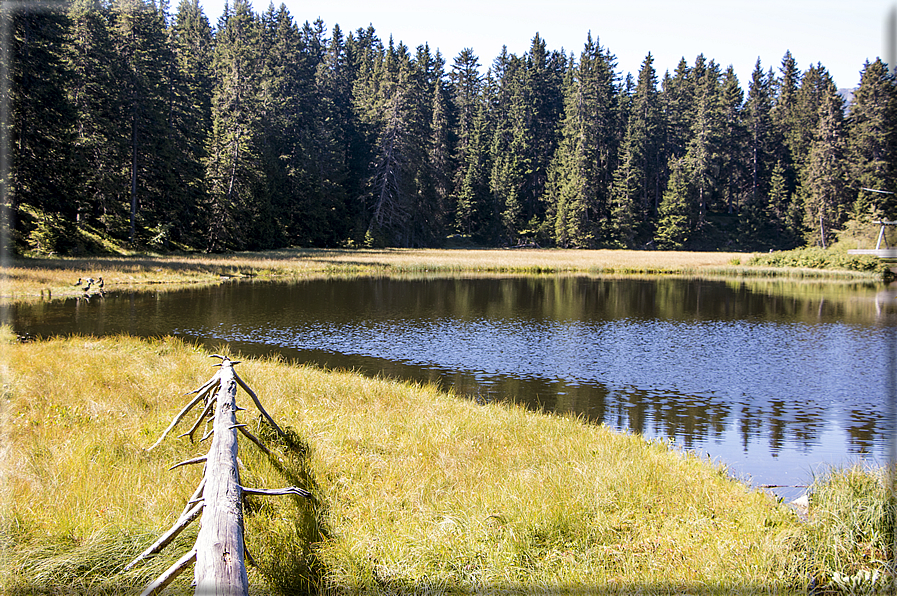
[232,370,287,441]
[169,455,207,471]
[139,548,197,596]
[125,503,203,572]
[237,425,273,457]
[147,378,217,451]
[241,486,312,498]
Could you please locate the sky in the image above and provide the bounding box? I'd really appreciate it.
[196,0,896,90]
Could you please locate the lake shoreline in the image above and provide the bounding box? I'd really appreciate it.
[1,247,891,306]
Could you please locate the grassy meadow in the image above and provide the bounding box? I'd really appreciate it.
[1,246,892,305]
[1,332,893,594]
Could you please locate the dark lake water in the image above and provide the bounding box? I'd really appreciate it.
[10,275,897,501]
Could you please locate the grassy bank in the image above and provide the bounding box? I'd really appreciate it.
[0,333,821,594]
[2,247,891,306]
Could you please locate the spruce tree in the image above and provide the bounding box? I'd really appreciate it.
[737,59,776,246]
[10,4,75,231]
[545,32,619,248]
[609,53,663,246]
[204,0,264,251]
[655,155,693,248]
[846,59,897,218]
[684,55,723,227]
[803,86,847,247]
[166,0,213,245]
[65,0,128,233]
[110,0,170,244]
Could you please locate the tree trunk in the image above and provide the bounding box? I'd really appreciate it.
[193,359,249,596]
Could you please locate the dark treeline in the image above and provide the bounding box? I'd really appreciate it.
[8,0,897,253]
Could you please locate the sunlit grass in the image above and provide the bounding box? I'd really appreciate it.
[5,247,891,306]
[0,333,822,594]
[0,248,745,305]
[800,464,896,591]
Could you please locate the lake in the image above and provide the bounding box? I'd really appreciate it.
[10,275,897,501]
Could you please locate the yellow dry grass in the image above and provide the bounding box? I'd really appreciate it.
[1,248,749,305]
[1,333,810,594]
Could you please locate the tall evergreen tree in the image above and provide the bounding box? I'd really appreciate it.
[684,55,723,227]
[65,0,128,232]
[454,101,494,240]
[737,59,776,245]
[655,155,693,248]
[803,85,847,247]
[314,23,359,244]
[204,0,264,251]
[9,4,75,230]
[166,0,214,244]
[847,59,897,218]
[545,32,619,248]
[609,53,663,246]
[110,0,170,244]
[718,65,745,215]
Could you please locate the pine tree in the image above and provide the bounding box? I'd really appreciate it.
[655,155,693,248]
[204,0,264,251]
[9,4,76,228]
[846,59,897,218]
[803,86,847,247]
[609,53,663,246]
[545,32,619,248]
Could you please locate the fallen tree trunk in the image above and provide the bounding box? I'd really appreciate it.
[193,357,249,595]
[130,355,311,596]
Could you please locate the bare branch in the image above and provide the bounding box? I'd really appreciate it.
[125,504,203,572]
[139,549,196,596]
[180,477,206,518]
[241,486,311,498]
[147,374,219,451]
[237,425,272,457]
[187,374,221,399]
[178,397,216,443]
[244,544,257,568]
[232,370,287,441]
[169,456,208,471]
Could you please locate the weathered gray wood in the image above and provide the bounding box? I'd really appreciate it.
[232,371,288,442]
[193,359,249,596]
[133,357,311,596]
[236,425,272,457]
[147,374,219,451]
[139,549,197,596]
[241,486,311,498]
[169,455,208,471]
[124,503,203,572]
[181,477,206,517]
[179,397,217,442]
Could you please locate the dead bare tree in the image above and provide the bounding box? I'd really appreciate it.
[127,355,311,596]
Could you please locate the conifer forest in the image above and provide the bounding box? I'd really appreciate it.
[7,0,897,253]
